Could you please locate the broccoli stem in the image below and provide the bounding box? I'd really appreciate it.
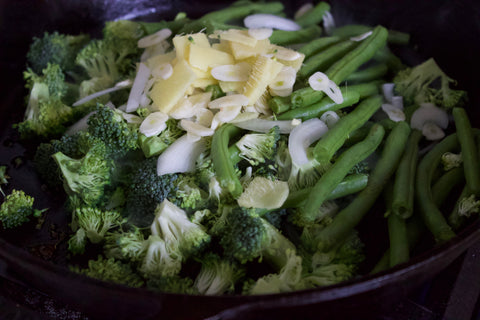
[392,129,422,219]
[211,124,243,198]
[312,95,383,165]
[415,133,458,243]
[453,107,480,196]
[297,36,342,60]
[297,124,385,225]
[316,121,410,252]
[270,25,323,46]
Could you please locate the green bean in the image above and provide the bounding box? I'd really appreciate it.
[297,36,342,59]
[282,173,369,208]
[296,124,385,225]
[270,25,323,46]
[315,121,411,252]
[448,186,472,231]
[373,46,406,74]
[388,213,409,267]
[392,129,422,219]
[453,107,480,196]
[294,1,330,28]
[276,89,360,121]
[431,167,465,205]
[415,133,458,243]
[139,17,191,35]
[332,24,410,45]
[313,95,383,165]
[326,26,389,85]
[180,19,242,34]
[345,80,382,99]
[298,39,359,79]
[269,96,291,114]
[211,124,243,198]
[344,63,388,83]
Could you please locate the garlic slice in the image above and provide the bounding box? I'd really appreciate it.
[308,72,344,104]
[180,119,214,137]
[152,63,173,80]
[211,63,251,82]
[139,111,169,137]
[208,94,249,109]
[248,28,273,40]
[138,28,172,48]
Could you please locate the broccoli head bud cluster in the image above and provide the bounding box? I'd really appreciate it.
[0,190,47,229]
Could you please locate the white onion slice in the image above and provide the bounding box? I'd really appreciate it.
[126,63,151,113]
[382,83,395,103]
[244,14,301,31]
[422,122,446,141]
[351,30,373,42]
[269,66,296,91]
[152,63,173,80]
[288,118,328,166]
[411,103,449,140]
[211,63,251,82]
[72,80,132,107]
[391,96,404,110]
[180,119,214,137]
[248,28,273,40]
[208,94,249,109]
[308,72,344,104]
[138,28,172,48]
[320,111,340,128]
[195,108,214,127]
[157,134,206,175]
[139,111,169,137]
[210,105,242,130]
[381,104,406,122]
[322,11,335,35]
[233,118,299,134]
[294,3,314,19]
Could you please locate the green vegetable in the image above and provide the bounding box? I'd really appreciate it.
[297,36,342,59]
[270,25,323,46]
[294,2,330,28]
[0,190,47,229]
[344,63,388,84]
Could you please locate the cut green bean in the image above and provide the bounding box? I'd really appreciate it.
[344,63,388,83]
[392,129,422,219]
[332,24,410,45]
[415,133,458,243]
[295,124,385,225]
[211,124,243,198]
[277,89,360,121]
[316,121,411,252]
[294,2,330,28]
[282,173,369,208]
[345,80,381,99]
[388,213,409,267]
[313,95,383,165]
[453,107,480,196]
[269,96,292,114]
[431,167,465,205]
[298,39,359,79]
[297,36,342,59]
[270,25,323,46]
[373,46,406,74]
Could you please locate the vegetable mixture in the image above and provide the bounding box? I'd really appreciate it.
[1,1,479,296]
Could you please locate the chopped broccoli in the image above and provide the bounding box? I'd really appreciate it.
[26,31,90,75]
[71,255,144,288]
[147,275,198,294]
[140,235,183,277]
[194,253,244,295]
[68,228,87,255]
[169,174,209,211]
[16,64,75,139]
[217,207,295,270]
[86,104,139,157]
[150,200,211,257]
[457,194,480,218]
[0,190,47,229]
[0,166,9,196]
[393,58,467,109]
[235,127,281,166]
[124,157,178,227]
[52,139,113,207]
[73,207,125,244]
[441,152,463,171]
[138,119,184,158]
[104,227,146,261]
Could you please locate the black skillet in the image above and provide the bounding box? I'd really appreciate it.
[1,0,480,319]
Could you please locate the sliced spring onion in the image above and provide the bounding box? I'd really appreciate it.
[211,63,251,82]
[244,14,301,31]
[320,111,340,128]
[308,72,344,104]
[288,118,328,166]
[381,103,406,122]
[391,96,404,110]
[210,105,242,130]
[248,28,273,40]
[157,134,206,175]
[126,63,151,113]
[269,66,296,96]
[233,118,300,134]
[138,28,172,48]
[139,111,169,137]
[72,80,132,107]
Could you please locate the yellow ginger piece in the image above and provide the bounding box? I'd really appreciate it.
[173,33,210,60]
[188,44,235,71]
[213,29,258,47]
[269,45,305,72]
[229,39,271,60]
[150,59,197,114]
[243,55,283,105]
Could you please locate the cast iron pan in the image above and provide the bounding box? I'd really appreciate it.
[1,1,480,319]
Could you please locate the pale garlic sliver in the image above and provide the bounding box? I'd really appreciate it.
[139,111,169,137]
[181,119,215,137]
[211,62,251,82]
[138,28,172,48]
[169,96,195,120]
[195,108,214,127]
[248,28,273,40]
[208,94,249,109]
[210,105,242,130]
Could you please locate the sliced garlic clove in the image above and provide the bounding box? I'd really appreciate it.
[382,103,406,122]
[138,28,172,48]
[139,111,169,137]
[208,94,249,109]
[308,71,330,92]
[181,119,215,137]
[248,28,273,40]
[211,62,251,82]
[320,111,340,128]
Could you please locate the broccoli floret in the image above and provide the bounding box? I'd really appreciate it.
[124,157,178,227]
[235,127,281,166]
[147,275,198,294]
[245,249,303,295]
[0,166,9,196]
[104,227,146,261]
[393,58,467,109]
[150,200,211,257]
[27,31,90,75]
[52,140,113,206]
[16,64,75,139]
[68,228,87,255]
[140,235,183,277]
[0,190,45,229]
[73,207,125,244]
[457,194,480,218]
[86,104,139,157]
[217,207,295,270]
[71,255,144,288]
[194,253,244,295]
[0,190,47,229]
[169,174,209,211]
[441,152,463,171]
[138,119,184,158]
